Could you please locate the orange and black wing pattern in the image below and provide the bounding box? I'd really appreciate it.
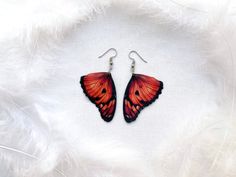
[80,72,116,122]
[123,74,163,123]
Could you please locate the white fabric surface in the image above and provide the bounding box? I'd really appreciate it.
[0,0,236,177]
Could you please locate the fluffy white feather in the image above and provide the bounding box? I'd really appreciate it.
[0,0,236,177]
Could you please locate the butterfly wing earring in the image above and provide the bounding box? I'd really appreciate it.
[80,48,117,122]
[123,51,163,123]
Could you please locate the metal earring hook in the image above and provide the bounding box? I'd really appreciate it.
[128,50,148,73]
[98,48,118,59]
[128,50,148,63]
[98,48,118,72]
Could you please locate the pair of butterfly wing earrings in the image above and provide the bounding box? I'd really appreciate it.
[80,48,163,123]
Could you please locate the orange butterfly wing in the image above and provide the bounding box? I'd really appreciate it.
[80,72,116,122]
[123,74,163,123]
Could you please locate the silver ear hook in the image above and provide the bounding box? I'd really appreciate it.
[98,48,118,72]
[128,50,148,73]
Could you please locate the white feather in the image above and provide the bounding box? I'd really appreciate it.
[0,0,236,177]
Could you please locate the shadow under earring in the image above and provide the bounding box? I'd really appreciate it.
[123,51,163,123]
[80,48,117,122]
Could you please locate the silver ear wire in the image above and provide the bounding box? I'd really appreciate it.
[98,48,118,72]
[128,50,148,73]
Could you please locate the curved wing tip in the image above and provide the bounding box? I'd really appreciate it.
[124,116,137,123]
[102,117,113,122]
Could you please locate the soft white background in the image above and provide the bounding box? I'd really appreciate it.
[0,0,236,177]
